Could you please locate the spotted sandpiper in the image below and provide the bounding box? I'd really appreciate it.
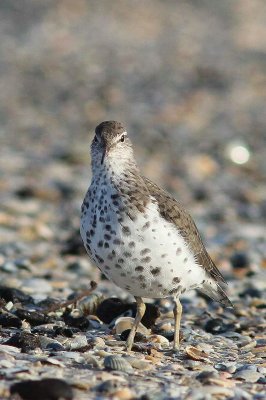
[80,121,232,351]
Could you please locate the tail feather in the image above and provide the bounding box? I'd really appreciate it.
[199,281,233,307]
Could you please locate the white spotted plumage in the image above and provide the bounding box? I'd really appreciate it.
[80,120,231,307]
[81,165,206,299]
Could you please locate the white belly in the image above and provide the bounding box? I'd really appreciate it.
[81,198,206,298]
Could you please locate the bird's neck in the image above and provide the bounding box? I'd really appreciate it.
[92,157,141,187]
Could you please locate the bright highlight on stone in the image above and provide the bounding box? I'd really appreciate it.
[228,143,250,165]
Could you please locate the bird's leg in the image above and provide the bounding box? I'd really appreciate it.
[173,298,182,351]
[126,296,146,351]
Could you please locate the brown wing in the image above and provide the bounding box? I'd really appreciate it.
[143,177,227,285]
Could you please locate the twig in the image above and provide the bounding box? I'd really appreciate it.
[43,281,97,314]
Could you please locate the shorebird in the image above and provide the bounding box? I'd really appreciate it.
[80,121,232,351]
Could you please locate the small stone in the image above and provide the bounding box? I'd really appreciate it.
[96,298,129,324]
[149,334,169,349]
[112,388,135,400]
[15,309,51,327]
[230,252,250,269]
[125,357,152,370]
[0,311,22,328]
[0,286,33,304]
[39,336,65,351]
[196,370,219,384]
[239,287,262,298]
[10,378,73,400]
[96,380,120,394]
[63,310,90,330]
[21,278,52,294]
[83,353,100,367]
[120,330,147,343]
[205,318,233,334]
[4,332,40,353]
[215,363,237,373]
[89,336,105,348]
[133,303,160,329]
[234,369,262,383]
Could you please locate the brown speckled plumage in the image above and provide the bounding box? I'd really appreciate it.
[80,121,232,351]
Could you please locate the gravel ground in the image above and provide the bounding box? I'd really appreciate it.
[0,1,265,399]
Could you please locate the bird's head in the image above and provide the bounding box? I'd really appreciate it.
[91,121,135,170]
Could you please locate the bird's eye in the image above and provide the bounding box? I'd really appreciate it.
[94,135,99,142]
[120,135,125,142]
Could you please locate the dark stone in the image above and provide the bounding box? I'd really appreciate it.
[45,342,64,352]
[61,229,86,255]
[37,297,60,309]
[52,326,76,338]
[0,286,33,304]
[153,328,174,342]
[135,303,160,329]
[15,309,51,326]
[10,378,73,400]
[0,312,22,328]
[15,186,35,198]
[239,287,261,299]
[96,298,129,324]
[63,311,90,330]
[205,318,233,334]
[230,252,250,269]
[96,379,120,394]
[5,332,40,352]
[96,298,160,328]
[120,329,146,343]
[196,370,219,384]
[193,186,209,201]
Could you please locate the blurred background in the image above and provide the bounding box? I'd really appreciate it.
[0,0,265,295]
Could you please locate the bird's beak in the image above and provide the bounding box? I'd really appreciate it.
[101,145,110,164]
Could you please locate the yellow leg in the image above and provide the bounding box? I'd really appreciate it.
[126,297,146,351]
[173,298,182,351]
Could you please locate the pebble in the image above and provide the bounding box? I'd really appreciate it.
[83,353,100,367]
[0,286,33,304]
[204,318,234,334]
[21,278,53,294]
[4,332,40,353]
[0,311,22,328]
[215,363,237,373]
[15,308,51,326]
[96,379,120,394]
[230,252,250,269]
[39,336,64,351]
[120,330,147,343]
[63,310,90,330]
[124,356,152,370]
[149,334,170,349]
[89,336,105,348]
[234,369,262,383]
[97,298,130,324]
[10,378,73,400]
[111,388,135,400]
